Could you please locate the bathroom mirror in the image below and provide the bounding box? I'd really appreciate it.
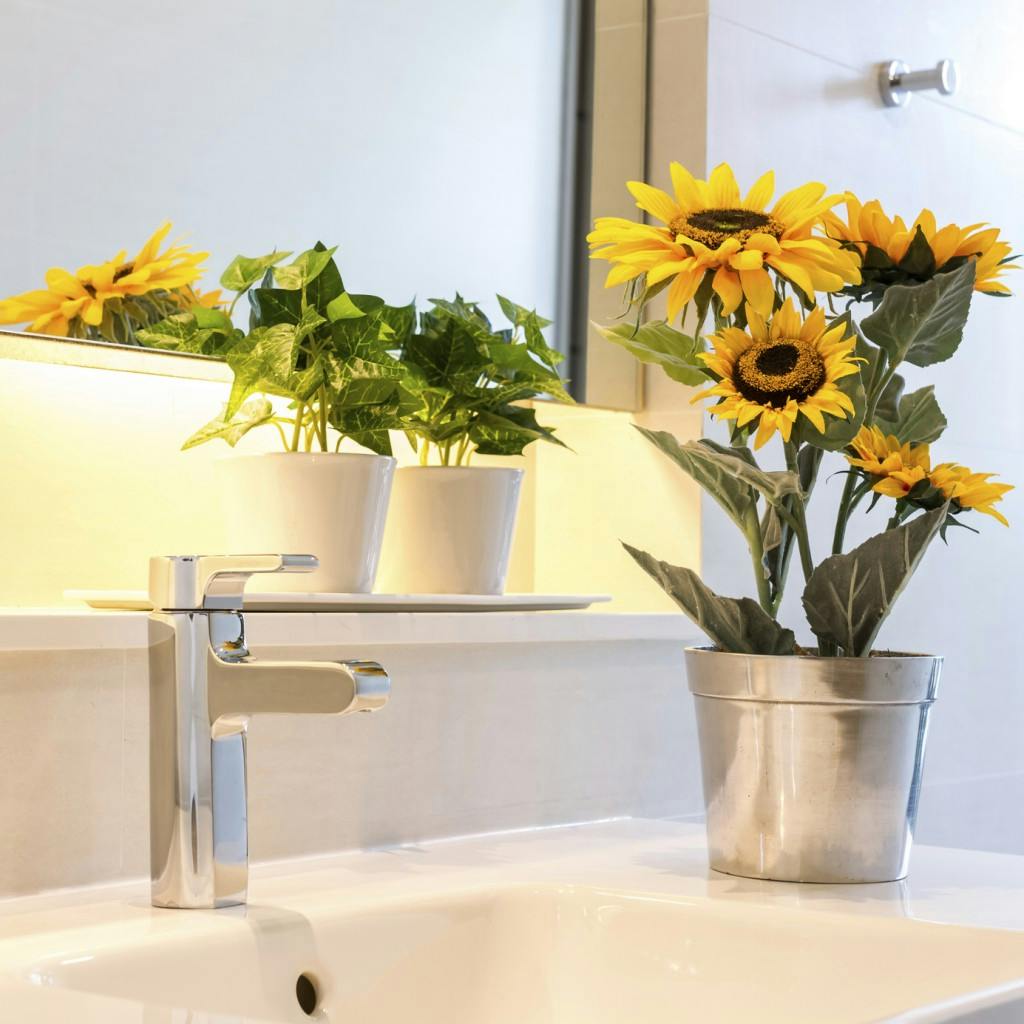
[0,0,645,409]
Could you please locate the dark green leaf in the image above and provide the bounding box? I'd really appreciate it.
[636,426,758,533]
[624,544,795,655]
[861,259,975,368]
[802,505,948,656]
[875,385,947,444]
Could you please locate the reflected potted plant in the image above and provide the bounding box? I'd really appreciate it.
[140,243,411,594]
[591,161,1015,882]
[379,295,573,595]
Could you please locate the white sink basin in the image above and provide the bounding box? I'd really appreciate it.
[2,821,1024,1023]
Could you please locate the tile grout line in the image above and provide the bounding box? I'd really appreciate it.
[707,11,1024,140]
[118,648,128,876]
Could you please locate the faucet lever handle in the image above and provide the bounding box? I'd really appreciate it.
[149,554,318,611]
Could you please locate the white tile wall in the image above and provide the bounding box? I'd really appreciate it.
[697,0,1024,854]
[0,630,700,898]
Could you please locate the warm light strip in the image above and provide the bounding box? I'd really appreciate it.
[0,329,230,383]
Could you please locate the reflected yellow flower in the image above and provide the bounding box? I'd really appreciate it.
[692,298,860,449]
[824,194,1016,297]
[110,222,207,296]
[0,223,207,337]
[588,162,861,322]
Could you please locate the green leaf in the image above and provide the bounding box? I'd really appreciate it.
[469,406,564,456]
[378,301,417,346]
[896,226,937,279]
[220,251,291,293]
[875,385,947,444]
[801,505,948,656]
[224,323,299,417]
[326,291,384,322]
[623,544,796,655]
[249,286,302,327]
[497,294,562,368]
[695,438,802,506]
[860,259,975,369]
[637,426,756,533]
[272,247,338,290]
[181,398,275,450]
[135,312,241,356]
[597,320,709,386]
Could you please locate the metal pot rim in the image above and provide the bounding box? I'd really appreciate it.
[685,645,940,662]
[684,646,942,704]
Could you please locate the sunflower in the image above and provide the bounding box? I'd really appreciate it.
[101,222,207,297]
[846,426,931,497]
[845,426,1013,525]
[0,223,207,339]
[824,193,1016,301]
[0,266,115,335]
[929,463,1013,526]
[587,162,862,322]
[692,298,860,449]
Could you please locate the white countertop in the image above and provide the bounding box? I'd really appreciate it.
[1,820,1023,1021]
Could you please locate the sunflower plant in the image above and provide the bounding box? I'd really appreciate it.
[592,162,1015,658]
[0,223,215,344]
[138,243,413,455]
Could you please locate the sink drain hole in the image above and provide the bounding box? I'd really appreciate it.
[296,972,319,1016]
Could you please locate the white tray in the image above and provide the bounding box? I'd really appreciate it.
[65,590,611,613]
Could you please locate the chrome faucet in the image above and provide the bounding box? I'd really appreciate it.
[147,554,389,910]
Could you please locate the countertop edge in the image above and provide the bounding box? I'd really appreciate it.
[0,608,700,651]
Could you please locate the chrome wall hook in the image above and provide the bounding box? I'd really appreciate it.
[878,59,958,107]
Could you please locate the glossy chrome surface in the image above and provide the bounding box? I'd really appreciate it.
[878,59,959,107]
[147,555,390,910]
[685,646,942,884]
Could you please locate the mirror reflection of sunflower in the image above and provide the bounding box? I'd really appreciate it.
[587,162,862,322]
[692,298,860,449]
[0,222,208,339]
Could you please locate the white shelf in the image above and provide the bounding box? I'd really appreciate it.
[0,608,698,652]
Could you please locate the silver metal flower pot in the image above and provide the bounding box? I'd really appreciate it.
[685,646,942,883]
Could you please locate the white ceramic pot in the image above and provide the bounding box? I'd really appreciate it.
[378,466,523,595]
[218,453,395,594]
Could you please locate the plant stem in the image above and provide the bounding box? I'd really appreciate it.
[271,420,290,450]
[831,472,859,554]
[318,386,329,452]
[290,404,305,453]
[743,507,773,614]
[784,442,815,584]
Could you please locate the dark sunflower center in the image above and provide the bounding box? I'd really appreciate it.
[671,207,784,248]
[735,338,826,408]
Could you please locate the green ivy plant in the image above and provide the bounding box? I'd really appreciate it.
[393,295,573,465]
[138,244,412,455]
